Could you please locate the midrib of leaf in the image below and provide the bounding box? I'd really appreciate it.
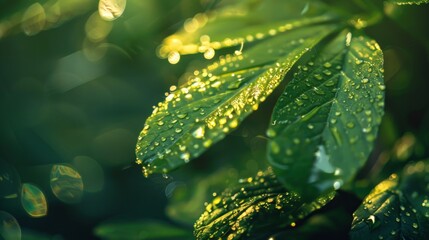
[267,30,385,201]
[136,24,340,175]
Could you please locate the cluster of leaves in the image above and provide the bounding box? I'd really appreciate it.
[130,0,429,239]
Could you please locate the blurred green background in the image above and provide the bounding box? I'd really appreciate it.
[1,0,429,239]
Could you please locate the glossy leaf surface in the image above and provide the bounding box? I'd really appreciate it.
[389,0,429,5]
[267,31,385,200]
[194,169,335,239]
[136,24,339,175]
[350,161,429,239]
[158,0,337,60]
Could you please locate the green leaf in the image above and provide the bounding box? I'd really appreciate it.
[94,219,192,240]
[194,168,335,239]
[350,160,429,239]
[136,23,341,175]
[158,0,337,60]
[388,0,429,5]
[267,30,385,200]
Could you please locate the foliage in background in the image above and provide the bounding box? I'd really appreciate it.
[0,0,429,239]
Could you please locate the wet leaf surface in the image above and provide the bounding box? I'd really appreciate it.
[136,23,340,176]
[350,160,429,239]
[267,31,384,200]
[194,168,335,239]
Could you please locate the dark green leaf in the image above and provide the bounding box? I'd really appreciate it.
[158,0,337,59]
[350,160,429,239]
[267,31,385,200]
[388,0,429,5]
[136,23,341,175]
[94,219,192,240]
[194,168,335,239]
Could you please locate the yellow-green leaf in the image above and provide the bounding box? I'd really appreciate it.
[157,0,337,61]
[136,23,340,176]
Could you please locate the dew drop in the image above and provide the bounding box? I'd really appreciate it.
[361,78,369,84]
[203,140,212,148]
[270,141,280,154]
[314,74,323,81]
[177,113,187,119]
[180,152,190,162]
[192,126,205,139]
[204,48,215,60]
[323,69,332,76]
[362,127,371,133]
[266,129,276,138]
[367,215,376,224]
[313,87,325,95]
[168,51,180,64]
[295,98,303,106]
[333,180,343,190]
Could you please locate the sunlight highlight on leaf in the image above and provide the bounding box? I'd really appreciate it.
[157,0,337,62]
[389,0,429,5]
[21,183,48,218]
[98,0,127,21]
[194,168,335,239]
[136,24,340,176]
[50,164,84,204]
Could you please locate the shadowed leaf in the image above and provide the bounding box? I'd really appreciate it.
[194,168,335,239]
[267,31,384,200]
[350,160,429,239]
